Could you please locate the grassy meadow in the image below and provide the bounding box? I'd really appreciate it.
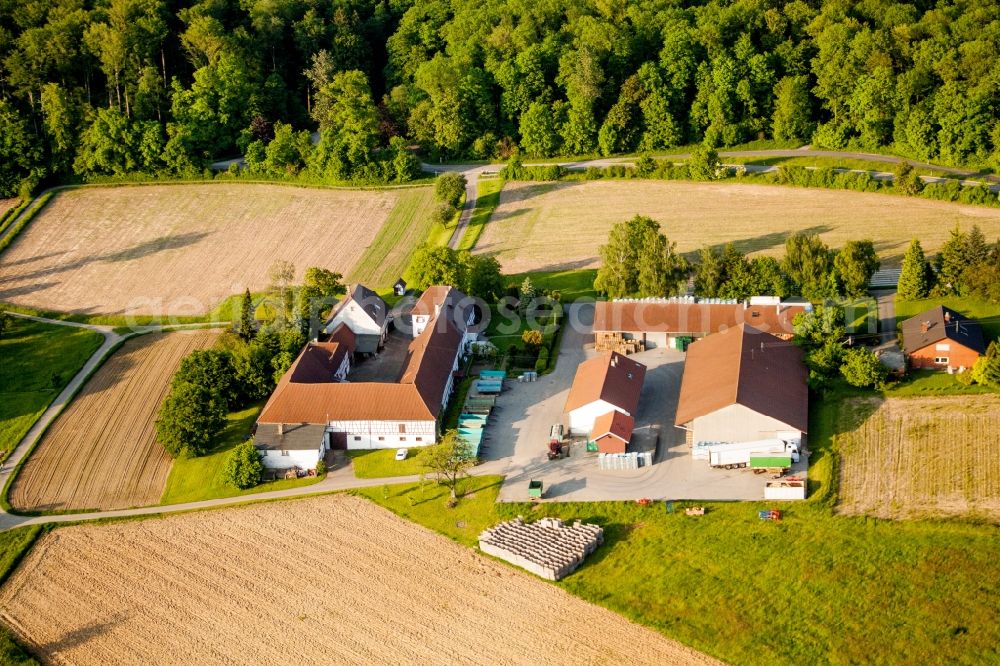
[0,319,104,460]
[347,449,431,478]
[350,186,440,287]
[457,177,504,251]
[159,404,323,504]
[361,390,1000,666]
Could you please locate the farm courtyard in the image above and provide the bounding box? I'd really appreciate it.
[474,180,1000,273]
[0,495,717,666]
[0,184,435,316]
[9,329,221,512]
[836,395,1000,521]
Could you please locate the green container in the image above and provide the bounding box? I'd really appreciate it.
[586,441,599,452]
[749,455,792,469]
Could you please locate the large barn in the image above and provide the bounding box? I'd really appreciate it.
[593,296,809,351]
[900,305,985,372]
[674,324,808,446]
[256,286,474,468]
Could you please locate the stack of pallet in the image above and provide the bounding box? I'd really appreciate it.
[594,332,643,355]
[478,517,604,581]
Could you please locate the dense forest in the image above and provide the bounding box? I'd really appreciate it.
[1,0,998,196]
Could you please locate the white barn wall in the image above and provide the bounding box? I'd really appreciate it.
[324,302,385,337]
[691,404,801,444]
[333,420,437,449]
[568,400,622,435]
[259,447,322,470]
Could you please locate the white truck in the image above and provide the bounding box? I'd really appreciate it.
[707,439,800,470]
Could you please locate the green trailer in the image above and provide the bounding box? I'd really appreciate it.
[528,479,543,500]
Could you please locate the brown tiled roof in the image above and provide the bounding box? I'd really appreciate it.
[326,322,356,355]
[674,324,808,432]
[411,286,474,331]
[590,410,634,443]
[565,352,646,415]
[399,315,464,416]
[593,300,808,339]
[900,305,985,356]
[258,308,464,425]
[327,283,388,328]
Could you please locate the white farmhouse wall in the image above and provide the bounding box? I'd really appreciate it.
[325,302,383,337]
[412,314,431,338]
[259,447,322,470]
[331,420,437,449]
[567,400,623,435]
[691,403,800,444]
[334,354,351,381]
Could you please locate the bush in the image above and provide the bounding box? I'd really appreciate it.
[316,460,327,476]
[840,347,889,389]
[434,172,466,207]
[522,329,543,348]
[534,357,547,373]
[156,381,227,458]
[223,441,264,489]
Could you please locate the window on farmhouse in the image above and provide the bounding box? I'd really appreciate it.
[934,357,949,364]
[400,437,407,442]
[281,450,289,456]
[353,436,361,441]
[398,424,406,433]
[415,437,423,442]
[378,436,385,441]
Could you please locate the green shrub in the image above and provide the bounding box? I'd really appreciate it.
[223,440,264,489]
[316,459,327,476]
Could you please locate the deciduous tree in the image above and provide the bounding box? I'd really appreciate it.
[223,441,264,489]
[420,430,475,501]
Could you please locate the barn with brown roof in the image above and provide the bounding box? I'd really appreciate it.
[674,324,808,446]
[593,296,809,352]
[900,305,985,371]
[564,352,646,438]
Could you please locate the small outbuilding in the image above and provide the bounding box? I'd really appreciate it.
[393,278,407,296]
[254,423,327,470]
[900,305,985,371]
[589,410,635,454]
[564,352,646,436]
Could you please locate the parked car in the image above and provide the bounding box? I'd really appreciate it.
[395,448,408,461]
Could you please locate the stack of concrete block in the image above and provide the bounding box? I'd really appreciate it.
[478,516,603,581]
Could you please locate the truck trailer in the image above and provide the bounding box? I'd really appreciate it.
[707,439,800,470]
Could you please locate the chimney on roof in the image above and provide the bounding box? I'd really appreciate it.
[944,311,951,323]
[921,321,930,333]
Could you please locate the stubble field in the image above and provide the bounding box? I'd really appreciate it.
[836,395,1000,520]
[0,184,426,316]
[475,181,1000,273]
[0,495,717,666]
[9,329,220,512]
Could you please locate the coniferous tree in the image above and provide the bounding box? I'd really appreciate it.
[898,239,932,300]
[239,289,255,341]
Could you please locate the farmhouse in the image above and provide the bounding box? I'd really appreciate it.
[321,283,390,353]
[593,296,809,352]
[674,324,808,446]
[564,352,646,448]
[256,286,472,467]
[900,305,985,371]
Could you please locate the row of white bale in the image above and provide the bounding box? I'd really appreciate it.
[478,516,603,581]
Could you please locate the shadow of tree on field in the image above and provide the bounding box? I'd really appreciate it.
[41,614,126,654]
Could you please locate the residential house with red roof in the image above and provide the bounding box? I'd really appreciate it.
[900,305,985,371]
[674,324,808,446]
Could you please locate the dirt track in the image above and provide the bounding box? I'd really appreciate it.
[0,184,400,315]
[837,396,1000,520]
[0,495,719,666]
[9,330,219,512]
[476,180,1000,272]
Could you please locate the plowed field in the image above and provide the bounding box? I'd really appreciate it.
[0,184,410,315]
[836,396,1000,520]
[475,180,1000,272]
[9,329,220,512]
[0,495,718,666]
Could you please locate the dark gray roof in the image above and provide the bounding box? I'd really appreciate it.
[254,423,325,451]
[900,306,986,356]
[328,284,388,328]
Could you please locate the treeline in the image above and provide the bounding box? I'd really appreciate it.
[3,0,999,197]
[898,225,1000,303]
[594,215,881,303]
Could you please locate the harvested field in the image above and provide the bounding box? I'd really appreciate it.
[9,329,220,512]
[836,396,1000,521]
[0,495,718,666]
[475,181,1000,272]
[0,184,430,316]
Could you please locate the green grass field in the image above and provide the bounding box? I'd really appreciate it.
[347,449,431,478]
[895,295,1000,342]
[0,525,43,665]
[885,369,996,396]
[349,186,438,288]
[159,404,323,504]
[844,297,878,336]
[505,269,598,302]
[362,391,1000,665]
[0,319,104,460]
[457,178,504,251]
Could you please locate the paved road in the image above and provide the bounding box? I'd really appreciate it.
[875,289,898,346]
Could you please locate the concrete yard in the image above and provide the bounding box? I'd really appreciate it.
[487,303,808,502]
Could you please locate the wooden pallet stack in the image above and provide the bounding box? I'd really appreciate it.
[594,331,644,355]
